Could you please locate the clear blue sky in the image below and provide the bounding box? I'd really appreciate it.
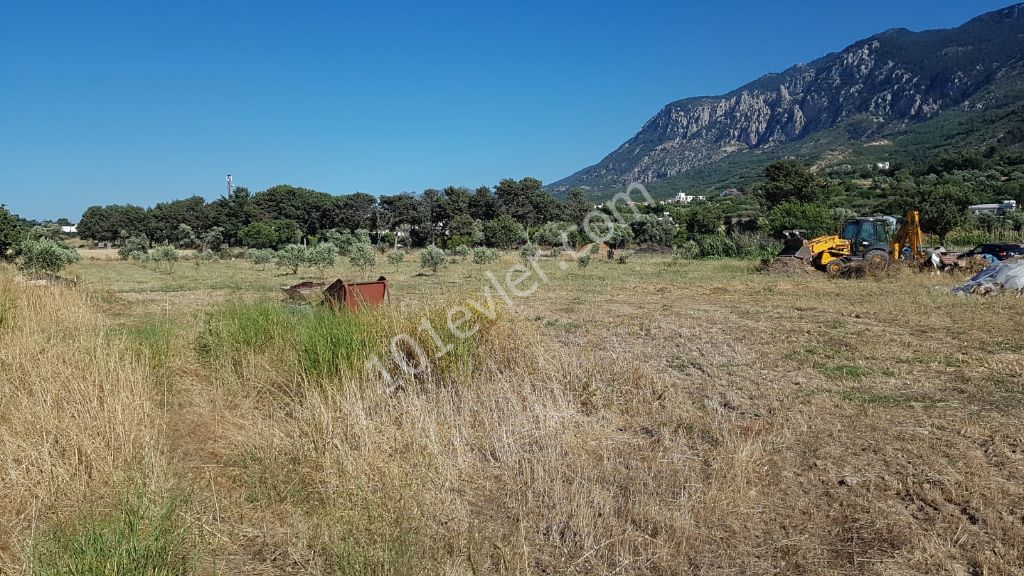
[0,0,1014,220]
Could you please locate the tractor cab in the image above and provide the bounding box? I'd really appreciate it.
[839,217,897,260]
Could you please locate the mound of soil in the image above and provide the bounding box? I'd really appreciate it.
[756,257,817,276]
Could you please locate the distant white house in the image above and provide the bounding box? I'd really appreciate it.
[875,162,891,171]
[60,225,78,234]
[969,200,1018,216]
[672,192,707,205]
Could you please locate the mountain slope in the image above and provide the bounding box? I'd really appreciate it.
[551,3,1024,195]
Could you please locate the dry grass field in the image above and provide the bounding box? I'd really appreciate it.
[2,253,1023,575]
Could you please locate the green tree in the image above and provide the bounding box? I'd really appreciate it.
[758,160,825,208]
[347,242,377,274]
[685,203,724,236]
[763,202,834,238]
[482,215,528,249]
[238,222,279,249]
[275,244,308,275]
[921,187,970,243]
[307,242,340,276]
[0,204,25,260]
[149,245,179,273]
[118,235,150,260]
[385,250,405,271]
[563,188,591,227]
[519,242,539,265]
[17,238,80,275]
[419,245,447,274]
[246,248,275,270]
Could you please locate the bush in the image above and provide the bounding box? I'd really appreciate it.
[276,244,308,275]
[693,234,737,259]
[616,252,631,265]
[533,221,576,248]
[192,249,219,268]
[763,201,834,238]
[730,233,783,260]
[482,215,528,249]
[419,245,447,273]
[944,229,991,249]
[308,242,340,275]
[118,235,150,260]
[577,253,592,270]
[674,241,700,260]
[472,247,499,264]
[386,250,406,270]
[149,245,179,273]
[451,244,472,258]
[519,242,539,265]
[17,238,81,275]
[246,248,275,269]
[347,242,376,274]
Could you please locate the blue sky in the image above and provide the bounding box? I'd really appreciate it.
[0,0,1014,220]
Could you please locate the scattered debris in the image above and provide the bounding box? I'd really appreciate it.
[952,257,1024,296]
[281,281,327,302]
[324,277,389,311]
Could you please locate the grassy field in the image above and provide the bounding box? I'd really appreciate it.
[2,252,1023,575]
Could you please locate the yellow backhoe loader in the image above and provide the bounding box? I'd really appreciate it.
[777,210,925,273]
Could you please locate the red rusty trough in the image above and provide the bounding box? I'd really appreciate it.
[323,276,389,311]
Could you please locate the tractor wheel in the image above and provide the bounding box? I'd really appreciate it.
[864,250,889,268]
[825,259,846,276]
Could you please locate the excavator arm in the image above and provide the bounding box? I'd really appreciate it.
[890,210,924,261]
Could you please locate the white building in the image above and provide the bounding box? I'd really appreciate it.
[968,200,1017,216]
[672,193,707,205]
[60,225,78,234]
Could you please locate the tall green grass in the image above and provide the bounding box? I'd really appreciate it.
[196,300,501,388]
[28,484,197,576]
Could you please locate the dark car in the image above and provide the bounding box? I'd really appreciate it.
[958,243,1024,262]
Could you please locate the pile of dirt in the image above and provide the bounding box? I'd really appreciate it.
[834,259,904,281]
[755,257,816,276]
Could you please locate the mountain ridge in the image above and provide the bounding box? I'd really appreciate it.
[551,3,1024,196]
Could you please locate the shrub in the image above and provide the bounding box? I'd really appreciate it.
[451,244,472,258]
[246,248,275,270]
[472,247,499,264]
[275,244,308,275]
[482,215,528,249]
[191,249,219,268]
[763,201,834,238]
[419,245,447,273]
[944,229,991,249]
[730,232,782,260]
[577,253,592,269]
[694,234,737,259]
[386,250,406,270]
[306,242,339,276]
[519,242,539,265]
[348,242,376,274]
[0,204,24,260]
[674,240,700,260]
[533,221,575,248]
[616,252,631,265]
[17,238,81,275]
[149,245,179,273]
[118,235,150,260]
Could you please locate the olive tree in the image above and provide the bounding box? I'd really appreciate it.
[419,245,447,274]
[348,242,377,274]
[275,244,308,275]
[307,242,340,276]
[17,238,81,275]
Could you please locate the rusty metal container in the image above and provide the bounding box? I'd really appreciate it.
[323,276,389,311]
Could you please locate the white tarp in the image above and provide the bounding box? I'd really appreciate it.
[952,257,1024,296]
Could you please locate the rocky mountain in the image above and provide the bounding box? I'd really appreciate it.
[551,3,1024,194]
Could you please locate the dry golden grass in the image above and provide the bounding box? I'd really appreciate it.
[2,255,1023,575]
